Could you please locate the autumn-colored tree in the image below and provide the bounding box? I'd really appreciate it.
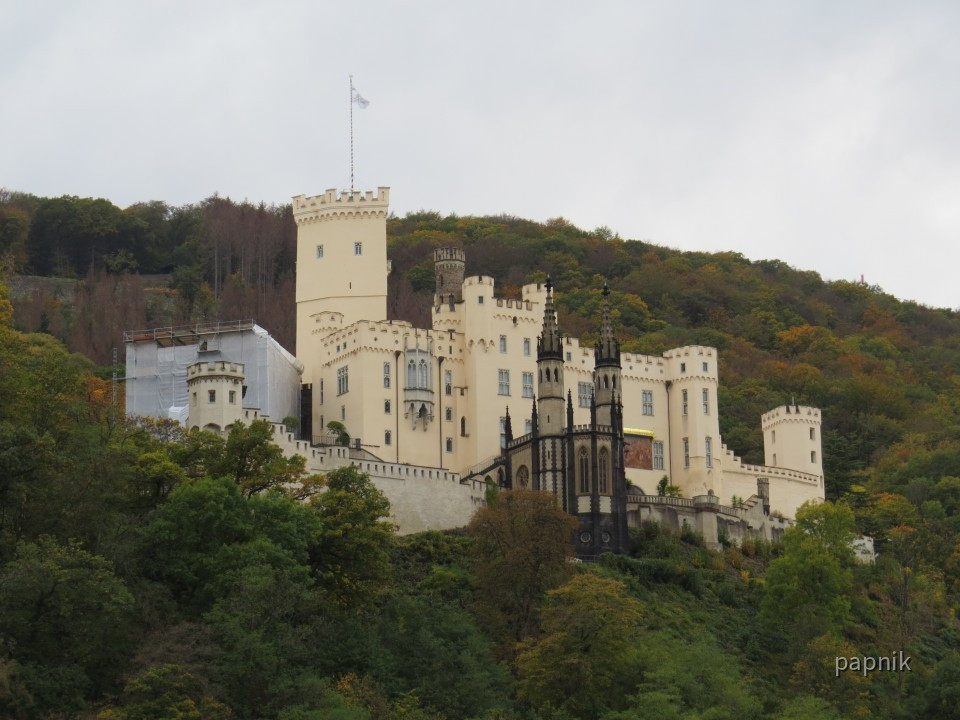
[468,489,576,647]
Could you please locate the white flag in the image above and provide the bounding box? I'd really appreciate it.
[353,90,370,108]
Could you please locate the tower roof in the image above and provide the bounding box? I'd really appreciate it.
[595,281,621,368]
[537,276,563,361]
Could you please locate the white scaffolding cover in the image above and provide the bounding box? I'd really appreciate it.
[125,323,303,424]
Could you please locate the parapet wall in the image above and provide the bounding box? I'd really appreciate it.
[762,404,821,430]
[292,187,390,224]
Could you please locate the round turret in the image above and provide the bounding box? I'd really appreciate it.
[187,359,245,434]
[434,247,466,306]
[762,404,823,478]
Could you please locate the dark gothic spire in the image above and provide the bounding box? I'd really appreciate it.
[504,406,513,444]
[537,276,563,361]
[594,281,621,368]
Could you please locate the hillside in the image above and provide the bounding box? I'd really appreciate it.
[5,190,960,502]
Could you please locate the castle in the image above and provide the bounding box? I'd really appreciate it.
[126,184,826,550]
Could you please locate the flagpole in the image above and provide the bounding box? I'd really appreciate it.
[349,74,354,194]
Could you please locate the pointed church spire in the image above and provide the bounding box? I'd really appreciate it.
[595,281,620,368]
[504,406,513,444]
[537,276,563,361]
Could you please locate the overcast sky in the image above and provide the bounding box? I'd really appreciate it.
[3,1,958,309]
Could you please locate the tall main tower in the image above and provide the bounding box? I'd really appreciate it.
[292,187,390,375]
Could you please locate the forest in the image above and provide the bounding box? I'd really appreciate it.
[3,189,960,718]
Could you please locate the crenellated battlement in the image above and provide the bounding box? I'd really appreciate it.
[434,247,465,262]
[762,405,821,429]
[292,187,390,224]
[187,361,245,380]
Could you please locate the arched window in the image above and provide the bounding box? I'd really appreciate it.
[599,448,609,494]
[407,360,416,388]
[460,416,466,436]
[612,376,617,389]
[497,467,505,488]
[418,359,428,388]
[516,465,529,488]
[539,370,542,383]
[604,375,609,389]
[553,368,559,382]
[579,448,589,494]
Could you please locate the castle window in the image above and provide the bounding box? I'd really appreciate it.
[522,372,534,398]
[229,390,236,404]
[500,417,507,449]
[461,417,467,436]
[319,380,323,404]
[316,244,324,258]
[384,400,391,414]
[208,390,216,403]
[383,362,391,389]
[653,440,664,470]
[579,448,590,493]
[642,390,653,415]
[553,368,559,382]
[445,406,452,421]
[706,437,712,467]
[773,453,777,466]
[523,338,531,356]
[566,352,572,362]
[446,437,453,452]
[445,369,452,396]
[702,388,709,414]
[385,430,391,445]
[811,450,817,463]
[603,375,609,389]
[192,392,197,406]
[702,361,708,372]
[525,419,532,434]
[772,430,776,443]
[341,405,345,420]
[499,335,507,353]
[682,390,688,415]
[337,366,349,395]
[683,438,689,467]
[516,465,529,488]
[478,296,484,304]
[407,360,416,388]
[498,369,510,396]
[354,242,362,256]
[578,382,593,408]
[680,362,686,372]
[599,448,609,494]
[810,427,815,440]
[418,360,429,388]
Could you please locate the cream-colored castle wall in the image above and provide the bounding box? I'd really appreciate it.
[293,188,390,374]
[237,408,484,534]
[715,439,824,519]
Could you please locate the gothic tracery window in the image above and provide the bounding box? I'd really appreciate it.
[516,465,529,488]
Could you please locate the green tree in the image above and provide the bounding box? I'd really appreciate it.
[760,502,855,641]
[609,631,762,720]
[309,465,394,605]
[0,537,134,713]
[516,573,642,718]
[96,664,234,720]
